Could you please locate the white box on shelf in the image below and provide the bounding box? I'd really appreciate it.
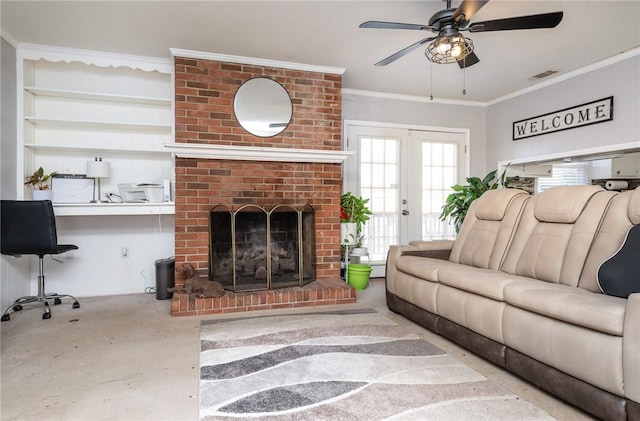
[118,183,164,203]
[51,174,94,203]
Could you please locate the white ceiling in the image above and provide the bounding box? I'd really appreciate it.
[2,1,639,103]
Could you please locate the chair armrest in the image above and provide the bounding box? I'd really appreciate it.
[624,293,640,402]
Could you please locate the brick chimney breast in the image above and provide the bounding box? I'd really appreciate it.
[173,57,343,284]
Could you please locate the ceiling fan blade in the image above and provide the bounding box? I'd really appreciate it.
[374,36,436,66]
[457,51,480,69]
[467,11,563,32]
[452,0,490,26]
[360,21,434,31]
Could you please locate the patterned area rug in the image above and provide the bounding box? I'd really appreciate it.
[200,309,555,420]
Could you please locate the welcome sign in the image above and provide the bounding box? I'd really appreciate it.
[513,96,613,141]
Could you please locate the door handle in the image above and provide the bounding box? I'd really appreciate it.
[402,209,409,216]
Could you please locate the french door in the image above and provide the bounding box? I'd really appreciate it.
[344,123,467,276]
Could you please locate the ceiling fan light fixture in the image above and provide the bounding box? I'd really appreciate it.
[425,34,474,64]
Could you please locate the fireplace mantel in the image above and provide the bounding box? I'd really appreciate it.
[164,143,353,163]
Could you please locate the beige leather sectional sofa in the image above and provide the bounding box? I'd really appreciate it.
[385,185,640,420]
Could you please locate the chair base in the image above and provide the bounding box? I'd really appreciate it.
[1,292,80,321]
[1,263,80,321]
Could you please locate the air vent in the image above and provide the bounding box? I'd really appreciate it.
[531,70,559,79]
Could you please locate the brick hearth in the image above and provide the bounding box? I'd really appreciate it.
[171,279,355,317]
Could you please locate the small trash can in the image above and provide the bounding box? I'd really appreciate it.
[155,257,175,300]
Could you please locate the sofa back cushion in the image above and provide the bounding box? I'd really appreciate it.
[500,185,615,287]
[580,187,640,292]
[449,188,529,270]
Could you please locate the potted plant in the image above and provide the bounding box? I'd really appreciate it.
[340,192,372,252]
[340,192,373,289]
[439,166,511,233]
[25,167,56,200]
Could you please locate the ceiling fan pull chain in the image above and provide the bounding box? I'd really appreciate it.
[429,64,434,101]
[462,63,467,95]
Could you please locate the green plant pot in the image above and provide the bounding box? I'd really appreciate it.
[346,263,372,290]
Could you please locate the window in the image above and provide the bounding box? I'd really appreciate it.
[421,141,457,239]
[359,137,400,262]
[536,162,591,193]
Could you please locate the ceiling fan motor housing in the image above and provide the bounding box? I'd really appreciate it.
[428,8,457,29]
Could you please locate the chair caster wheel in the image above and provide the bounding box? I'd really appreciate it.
[54,298,62,305]
[13,304,23,312]
[42,312,51,320]
[72,302,80,309]
[1,314,10,322]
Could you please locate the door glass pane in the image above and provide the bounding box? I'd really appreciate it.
[359,137,399,262]
[422,141,457,239]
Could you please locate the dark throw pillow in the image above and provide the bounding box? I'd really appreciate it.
[597,224,640,298]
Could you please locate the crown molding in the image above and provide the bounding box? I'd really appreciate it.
[341,88,486,108]
[344,48,639,108]
[16,43,173,73]
[170,48,346,75]
[487,47,640,106]
[1,30,18,48]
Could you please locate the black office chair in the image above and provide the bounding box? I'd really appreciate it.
[1,200,80,321]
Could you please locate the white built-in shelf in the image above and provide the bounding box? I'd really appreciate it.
[24,86,172,105]
[24,143,171,155]
[53,202,175,216]
[25,116,172,132]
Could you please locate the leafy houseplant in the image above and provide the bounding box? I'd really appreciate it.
[439,167,512,233]
[25,167,56,191]
[340,192,372,247]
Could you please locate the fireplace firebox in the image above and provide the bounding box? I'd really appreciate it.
[209,204,315,292]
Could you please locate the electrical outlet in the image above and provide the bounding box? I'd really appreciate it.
[121,247,130,258]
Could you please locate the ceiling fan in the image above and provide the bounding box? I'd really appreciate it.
[360,0,563,68]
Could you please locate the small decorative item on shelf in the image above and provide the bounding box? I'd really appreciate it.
[86,157,111,203]
[24,166,56,200]
[340,222,357,245]
[351,247,368,256]
[340,192,372,247]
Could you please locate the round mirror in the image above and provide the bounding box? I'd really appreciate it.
[234,77,293,137]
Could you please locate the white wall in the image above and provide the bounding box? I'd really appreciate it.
[486,54,640,167]
[1,37,31,311]
[1,38,17,200]
[49,215,174,297]
[342,93,487,177]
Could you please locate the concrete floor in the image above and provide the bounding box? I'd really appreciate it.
[1,279,593,421]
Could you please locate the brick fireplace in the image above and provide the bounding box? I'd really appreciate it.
[169,51,354,316]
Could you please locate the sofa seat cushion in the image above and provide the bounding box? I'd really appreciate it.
[438,266,532,301]
[504,281,626,336]
[395,255,462,283]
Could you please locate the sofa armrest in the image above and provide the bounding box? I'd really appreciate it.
[386,244,418,294]
[386,240,454,294]
[409,239,455,253]
[624,293,640,402]
[405,240,454,260]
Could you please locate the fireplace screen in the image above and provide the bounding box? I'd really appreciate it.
[209,204,315,292]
